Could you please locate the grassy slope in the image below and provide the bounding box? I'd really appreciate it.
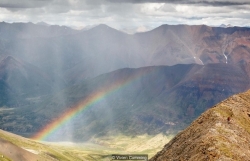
[0,129,173,161]
[0,129,86,161]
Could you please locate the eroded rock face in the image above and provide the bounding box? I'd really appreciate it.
[150,90,250,161]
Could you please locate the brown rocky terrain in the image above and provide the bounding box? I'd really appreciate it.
[150,89,250,161]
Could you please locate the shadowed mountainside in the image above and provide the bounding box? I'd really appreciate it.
[1,63,248,141]
[0,55,53,107]
[150,89,250,161]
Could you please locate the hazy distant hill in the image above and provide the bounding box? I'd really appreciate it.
[150,89,250,161]
[0,21,78,39]
[1,63,248,141]
[0,55,53,107]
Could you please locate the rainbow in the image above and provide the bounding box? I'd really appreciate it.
[32,68,153,141]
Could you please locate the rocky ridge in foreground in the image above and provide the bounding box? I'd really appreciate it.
[150,90,250,161]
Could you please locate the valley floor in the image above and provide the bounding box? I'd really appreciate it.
[0,130,173,161]
[41,134,173,160]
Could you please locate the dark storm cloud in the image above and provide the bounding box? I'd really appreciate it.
[1,0,249,10]
[0,0,250,29]
[0,0,52,9]
[107,0,250,6]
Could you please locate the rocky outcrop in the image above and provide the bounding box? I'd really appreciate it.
[150,90,250,161]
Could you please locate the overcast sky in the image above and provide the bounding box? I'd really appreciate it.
[0,0,250,32]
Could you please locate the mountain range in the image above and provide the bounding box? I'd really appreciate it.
[1,22,250,85]
[0,22,250,160]
[0,22,250,105]
[1,22,250,152]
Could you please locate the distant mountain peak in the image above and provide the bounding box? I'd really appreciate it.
[90,24,118,32]
[87,23,126,35]
[36,21,50,26]
[95,23,110,28]
[1,55,20,65]
[3,55,15,61]
[220,24,233,28]
[0,55,26,72]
